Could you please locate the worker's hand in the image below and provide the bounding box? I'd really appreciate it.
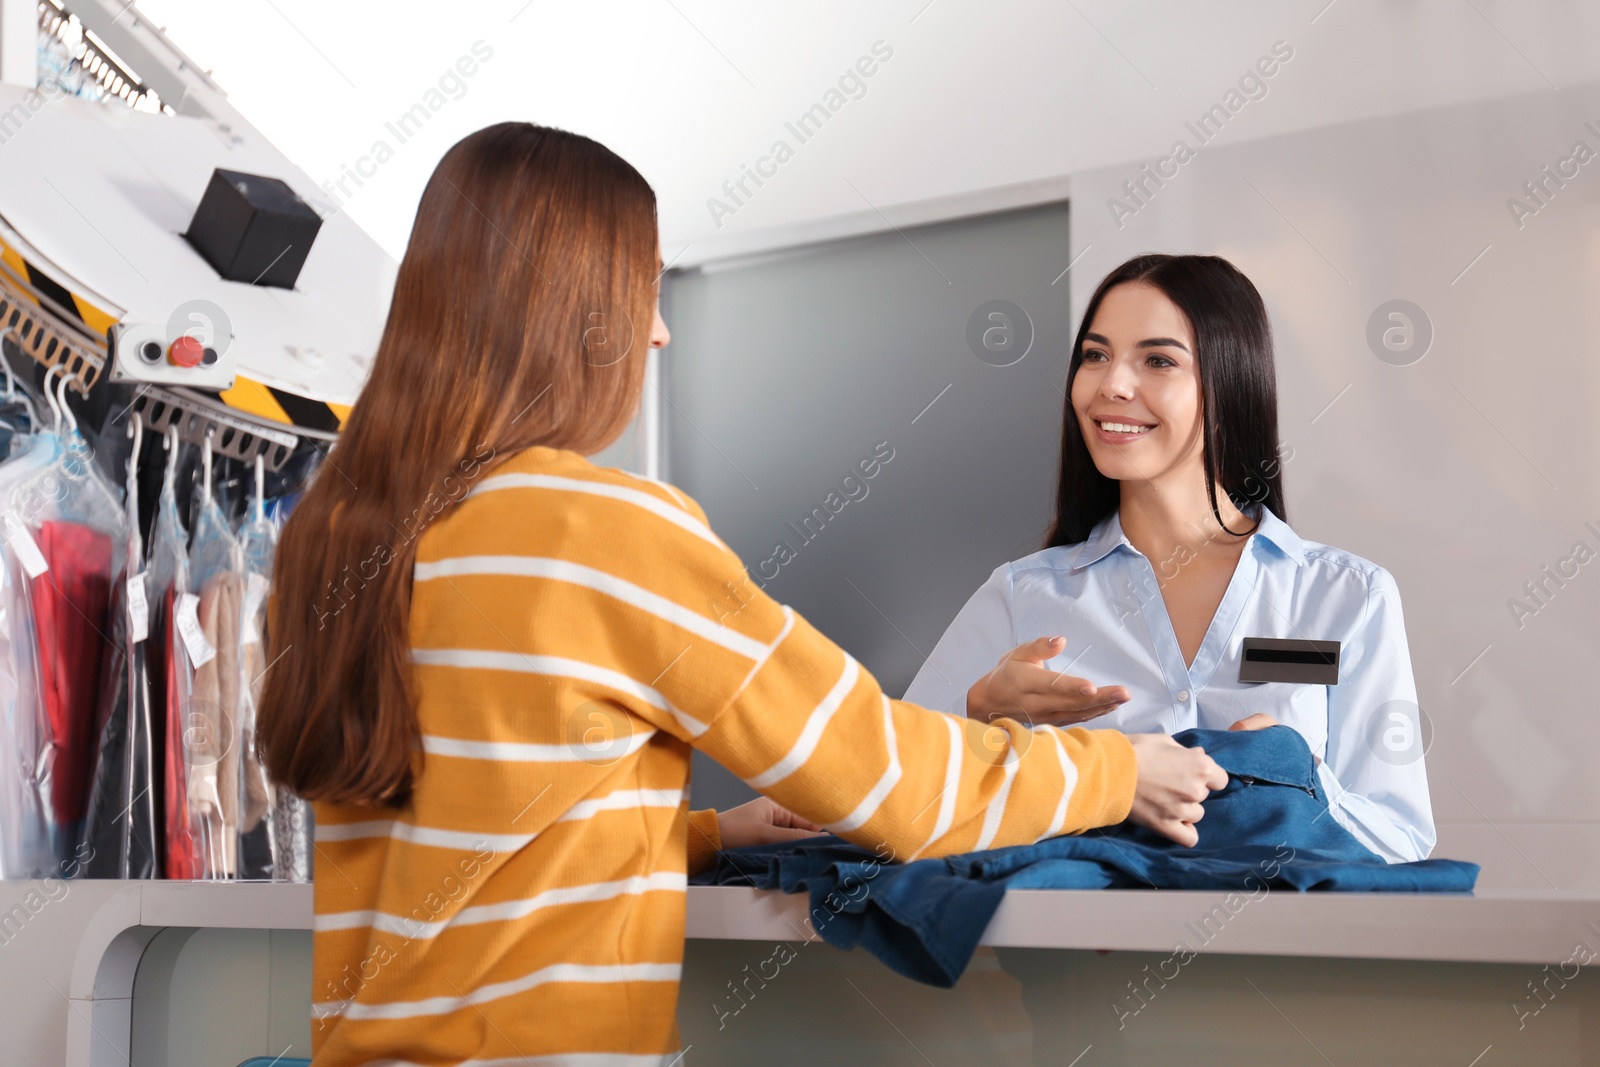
[966,636,1130,727]
[716,797,828,850]
[1228,714,1318,764]
[1127,733,1228,848]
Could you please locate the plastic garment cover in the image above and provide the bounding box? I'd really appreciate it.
[4,398,126,870]
[32,521,114,844]
[253,501,310,884]
[271,788,312,883]
[177,442,250,880]
[80,422,160,878]
[237,465,296,880]
[149,433,198,879]
[0,429,64,877]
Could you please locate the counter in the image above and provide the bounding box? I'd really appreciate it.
[689,883,1600,965]
[5,880,1596,1066]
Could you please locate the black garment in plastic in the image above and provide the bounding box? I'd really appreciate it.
[79,578,159,878]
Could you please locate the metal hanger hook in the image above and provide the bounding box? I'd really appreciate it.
[41,365,63,431]
[202,426,215,502]
[54,369,76,433]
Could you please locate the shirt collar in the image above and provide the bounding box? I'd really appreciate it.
[1070,510,1131,570]
[1249,505,1307,566]
[1070,504,1307,570]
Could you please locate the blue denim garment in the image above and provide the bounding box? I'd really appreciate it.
[691,727,1479,988]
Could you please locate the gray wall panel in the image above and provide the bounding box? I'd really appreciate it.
[661,203,1073,809]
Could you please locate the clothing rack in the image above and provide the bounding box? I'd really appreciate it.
[0,0,393,886]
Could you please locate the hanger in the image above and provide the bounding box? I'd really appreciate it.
[125,412,143,553]
[126,410,143,483]
[53,368,77,435]
[202,426,214,503]
[163,424,180,484]
[3,360,37,429]
[41,365,63,431]
[252,452,265,524]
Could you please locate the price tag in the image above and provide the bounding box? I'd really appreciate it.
[176,592,215,669]
[2,515,47,578]
[241,572,270,643]
[127,571,149,644]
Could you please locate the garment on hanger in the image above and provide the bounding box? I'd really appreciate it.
[160,583,198,878]
[78,574,158,878]
[3,371,126,870]
[172,437,248,880]
[80,425,159,879]
[148,433,196,880]
[236,465,285,880]
[253,489,312,882]
[0,364,328,881]
[270,790,312,882]
[0,430,63,877]
[30,520,114,844]
[188,570,241,877]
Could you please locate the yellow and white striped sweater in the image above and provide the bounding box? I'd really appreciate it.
[308,446,1137,1065]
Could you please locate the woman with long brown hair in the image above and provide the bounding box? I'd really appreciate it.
[258,122,1224,1065]
[907,254,1434,864]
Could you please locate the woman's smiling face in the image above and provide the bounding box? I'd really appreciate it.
[1070,281,1205,486]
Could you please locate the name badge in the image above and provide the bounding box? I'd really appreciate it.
[1239,637,1340,685]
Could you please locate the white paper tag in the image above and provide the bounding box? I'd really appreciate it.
[176,592,216,669]
[241,572,269,644]
[2,516,47,578]
[126,571,149,644]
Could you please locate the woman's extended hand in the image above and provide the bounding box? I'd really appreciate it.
[716,797,828,850]
[1127,733,1229,848]
[966,636,1131,727]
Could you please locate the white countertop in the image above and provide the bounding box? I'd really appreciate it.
[50,880,1600,967]
[685,885,1600,966]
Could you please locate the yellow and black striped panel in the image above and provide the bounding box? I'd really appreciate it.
[0,238,120,339]
[214,376,350,434]
[0,232,352,434]
[0,263,106,392]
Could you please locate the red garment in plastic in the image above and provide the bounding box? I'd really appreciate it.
[161,586,200,879]
[30,520,113,828]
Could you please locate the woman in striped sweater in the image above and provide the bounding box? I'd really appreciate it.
[258,122,1225,1066]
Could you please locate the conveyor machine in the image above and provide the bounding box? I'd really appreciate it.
[1,0,395,469]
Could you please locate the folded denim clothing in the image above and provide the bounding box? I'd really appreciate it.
[691,726,1479,987]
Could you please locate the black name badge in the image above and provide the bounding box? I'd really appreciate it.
[1238,637,1341,685]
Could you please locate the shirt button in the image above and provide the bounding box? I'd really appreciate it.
[1176,689,1191,702]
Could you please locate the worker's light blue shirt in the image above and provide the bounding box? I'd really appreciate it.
[903,505,1435,864]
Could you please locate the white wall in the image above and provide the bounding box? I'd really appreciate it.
[1069,80,1600,890]
[128,1,1600,262]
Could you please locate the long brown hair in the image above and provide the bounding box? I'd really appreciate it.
[259,123,659,806]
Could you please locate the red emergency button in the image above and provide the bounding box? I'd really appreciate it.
[169,336,204,367]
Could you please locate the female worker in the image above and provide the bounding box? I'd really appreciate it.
[256,125,1225,1066]
[904,253,1434,865]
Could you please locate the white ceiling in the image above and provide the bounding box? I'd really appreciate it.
[131,0,1600,262]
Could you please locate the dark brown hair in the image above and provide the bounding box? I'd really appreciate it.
[259,123,659,806]
[1045,253,1287,547]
